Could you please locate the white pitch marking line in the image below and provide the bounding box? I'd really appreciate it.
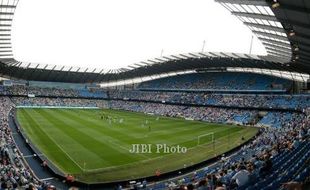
[40,177,54,181]
[23,154,43,158]
[42,130,84,171]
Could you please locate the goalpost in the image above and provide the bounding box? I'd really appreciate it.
[197,132,215,149]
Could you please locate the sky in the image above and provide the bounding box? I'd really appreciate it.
[11,0,266,70]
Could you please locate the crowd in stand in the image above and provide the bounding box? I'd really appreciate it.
[0,97,55,190]
[0,86,79,97]
[109,91,310,110]
[257,112,306,128]
[1,84,309,111]
[0,77,308,113]
[11,97,108,108]
[0,86,107,99]
[137,72,292,91]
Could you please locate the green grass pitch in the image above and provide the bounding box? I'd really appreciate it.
[17,108,258,183]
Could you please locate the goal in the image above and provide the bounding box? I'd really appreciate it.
[197,132,215,146]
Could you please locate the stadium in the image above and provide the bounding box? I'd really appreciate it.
[0,0,310,190]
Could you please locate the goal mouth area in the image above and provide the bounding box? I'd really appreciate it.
[197,132,215,146]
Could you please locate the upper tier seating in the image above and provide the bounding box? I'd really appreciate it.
[109,91,310,110]
[138,72,292,91]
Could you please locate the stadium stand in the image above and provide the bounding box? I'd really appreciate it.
[11,97,108,108]
[138,72,293,91]
[109,90,310,110]
[0,97,57,190]
[0,86,108,99]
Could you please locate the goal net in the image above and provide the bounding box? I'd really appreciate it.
[197,132,215,146]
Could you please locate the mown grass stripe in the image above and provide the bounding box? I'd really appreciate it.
[48,109,153,161]
[18,109,82,173]
[36,109,140,166]
[27,109,112,170]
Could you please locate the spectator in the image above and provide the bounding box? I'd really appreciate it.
[231,165,250,187]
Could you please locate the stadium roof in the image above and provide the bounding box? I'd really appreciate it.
[215,0,310,76]
[0,0,309,84]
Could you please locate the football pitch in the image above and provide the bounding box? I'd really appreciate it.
[17,108,258,183]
